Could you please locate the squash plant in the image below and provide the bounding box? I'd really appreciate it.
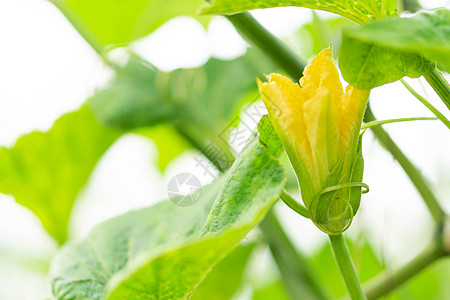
[1,0,449,299]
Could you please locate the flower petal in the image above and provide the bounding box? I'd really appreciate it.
[339,86,370,156]
[303,87,340,186]
[300,48,344,104]
[257,74,316,194]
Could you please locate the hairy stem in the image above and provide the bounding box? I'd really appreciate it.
[424,69,450,111]
[364,239,446,299]
[329,234,367,300]
[364,106,445,223]
[260,210,330,300]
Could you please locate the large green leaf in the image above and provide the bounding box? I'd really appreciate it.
[339,35,434,89]
[339,8,450,87]
[51,0,206,48]
[200,0,397,25]
[50,134,286,299]
[0,106,121,244]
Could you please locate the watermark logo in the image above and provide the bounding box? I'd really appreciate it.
[167,172,202,207]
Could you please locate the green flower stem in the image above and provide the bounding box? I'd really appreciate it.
[227,13,306,80]
[364,106,445,224]
[329,234,367,300]
[401,79,450,130]
[260,210,330,300]
[424,69,450,111]
[280,189,310,218]
[364,239,446,300]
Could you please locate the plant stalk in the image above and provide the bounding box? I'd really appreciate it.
[329,234,367,300]
[364,239,446,299]
[424,69,450,111]
[227,13,306,80]
[364,106,445,223]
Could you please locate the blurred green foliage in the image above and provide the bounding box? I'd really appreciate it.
[0,106,120,244]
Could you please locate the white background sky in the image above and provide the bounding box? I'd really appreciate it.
[0,0,450,298]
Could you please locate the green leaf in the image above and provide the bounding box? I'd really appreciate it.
[339,35,434,89]
[342,8,450,75]
[253,281,290,300]
[338,9,450,89]
[51,0,207,48]
[50,134,286,299]
[90,50,276,166]
[91,51,272,133]
[89,58,173,130]
[191,243,255,300]
[257,115,283,157]
[201,0,397,25]
[0,106,121,244]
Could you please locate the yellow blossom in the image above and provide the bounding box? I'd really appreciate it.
[257,48,370,234]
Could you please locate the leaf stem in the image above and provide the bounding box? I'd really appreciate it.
[401,79,450,130]
[364,106,445,223]
[364,239,446,300]
[260,210,330,300]
[329,234,367,300]
[227,13,306,80]
[424,69,450,111]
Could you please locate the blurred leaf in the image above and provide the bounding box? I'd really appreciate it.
[50,134,286,299]
[90,50,276,165]
[311,238,384,298]
[191,243,255,300]
[253,281,290,300]
[296,12,356,59]
[51,0,206,48]
[136,125,192,172]
[200,0,397,24]
[340,8,449,78]
[0,106,120,244]
[338,9,450,89]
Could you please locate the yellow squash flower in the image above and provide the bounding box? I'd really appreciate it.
[257,48,370,234]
